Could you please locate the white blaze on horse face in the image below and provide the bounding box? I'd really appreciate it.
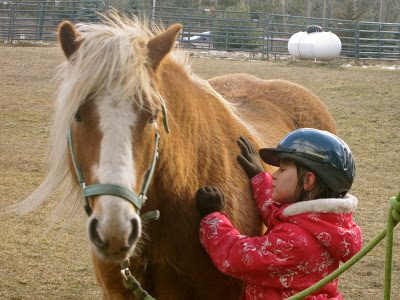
[91,95,141,258]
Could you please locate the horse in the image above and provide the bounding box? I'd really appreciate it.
[14,13,336,299]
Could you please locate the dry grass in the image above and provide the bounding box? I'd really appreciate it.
[1,44,399,299]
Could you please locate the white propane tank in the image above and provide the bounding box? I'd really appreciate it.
[288,25,341,60]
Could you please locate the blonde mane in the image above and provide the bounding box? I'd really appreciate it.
[11,14,169,219]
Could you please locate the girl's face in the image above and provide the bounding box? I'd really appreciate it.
[272,160,299,205]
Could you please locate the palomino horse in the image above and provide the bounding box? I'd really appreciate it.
[16,14,336,299]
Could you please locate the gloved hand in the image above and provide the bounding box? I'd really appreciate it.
[195,186,225,218]
[236,136,264,179]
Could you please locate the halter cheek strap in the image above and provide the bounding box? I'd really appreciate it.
[67,121,163,222]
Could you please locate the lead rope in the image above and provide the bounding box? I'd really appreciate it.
[120,260,155,300]
[287,192,400,300]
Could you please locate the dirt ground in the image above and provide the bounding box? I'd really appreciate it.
[0,44,399,299]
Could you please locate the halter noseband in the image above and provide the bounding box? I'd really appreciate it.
[67,107,169,222]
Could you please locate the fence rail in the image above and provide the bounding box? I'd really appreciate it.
[152,7,400,62]
[0,0,105,42]
[1,3,400,62]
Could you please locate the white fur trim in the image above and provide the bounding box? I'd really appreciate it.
[282,194,358,217]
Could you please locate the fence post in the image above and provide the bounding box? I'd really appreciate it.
[224,19,228,51]
[264,16,269,60]
[398,24,400,60]
[7,1,16,43]
[188,9,193,41]
[378,23,383,60]
[354,22,360,64]
[210,11,214,51]
[72,0,77,22]
[37,2,45,40]
[260,14,265,60]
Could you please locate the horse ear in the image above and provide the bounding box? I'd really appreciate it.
[58,21,81,59]
[147,23,182,70]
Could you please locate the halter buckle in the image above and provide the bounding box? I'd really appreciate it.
[121,267,131,281]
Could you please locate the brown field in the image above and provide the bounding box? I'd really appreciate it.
[0,44,399,299]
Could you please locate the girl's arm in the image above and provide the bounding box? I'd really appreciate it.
[236,137,279,226]
[199,212,310,286]
[251,172,279,226]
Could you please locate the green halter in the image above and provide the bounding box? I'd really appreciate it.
[67,103,169,300]
[67,111,168,221]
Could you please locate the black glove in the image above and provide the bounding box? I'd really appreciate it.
[195,186,225,218]
[236,136,264,179]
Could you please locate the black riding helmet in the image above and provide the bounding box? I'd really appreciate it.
[259,128,355,194]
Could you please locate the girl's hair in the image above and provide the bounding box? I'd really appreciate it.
[283,158,345,201]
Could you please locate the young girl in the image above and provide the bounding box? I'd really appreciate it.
[196,128,362,300]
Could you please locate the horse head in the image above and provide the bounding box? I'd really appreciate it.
[58,17,181,262]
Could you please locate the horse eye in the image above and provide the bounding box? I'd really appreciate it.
[75,111,82,122]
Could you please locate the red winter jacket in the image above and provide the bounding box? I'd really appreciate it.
[199,172,362,300]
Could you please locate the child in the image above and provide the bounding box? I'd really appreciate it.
[196,128,362,300]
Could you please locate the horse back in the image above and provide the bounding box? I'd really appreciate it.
[208,73,337,148]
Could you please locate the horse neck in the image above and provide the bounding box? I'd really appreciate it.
[141,60,263,286]
[153,58,253,203]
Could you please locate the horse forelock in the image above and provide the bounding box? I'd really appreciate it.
[65,17,155,103]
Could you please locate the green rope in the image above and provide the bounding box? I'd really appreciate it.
[122,275,155,300]
[287,192,400,300]
[120,260,156,300]
[384,194,400,299]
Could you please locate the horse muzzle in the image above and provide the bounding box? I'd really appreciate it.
[88,213,141,262]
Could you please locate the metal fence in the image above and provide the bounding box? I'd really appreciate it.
[152,7,268,53]
[264,14,358,59]
[1,3,400,62]
[0,0,105,42]
[264,14,400,61]
[154,7,400,61]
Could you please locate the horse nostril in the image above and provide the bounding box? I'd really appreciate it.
[127,218,139,247]
[89,218,107,250]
